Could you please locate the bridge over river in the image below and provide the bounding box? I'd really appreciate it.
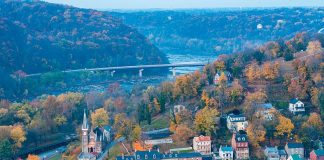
[25,62,207,78]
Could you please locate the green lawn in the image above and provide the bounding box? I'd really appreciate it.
[141,114,170,131]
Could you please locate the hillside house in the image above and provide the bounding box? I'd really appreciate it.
[256,103,275,121]
[219,146,234,160]
[226,113,248,132]
[231,132,249,159]
[193,135,212,155]
[173,105,186,115]
[214,71,232,85]
[285,142,304,158]
[264,146,280,160]
[289,98,305,114]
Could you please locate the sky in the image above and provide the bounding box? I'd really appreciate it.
[43,0,324,10]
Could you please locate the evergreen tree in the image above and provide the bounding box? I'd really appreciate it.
[0,138,13,159]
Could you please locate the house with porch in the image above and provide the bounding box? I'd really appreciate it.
[289,98,305,114]
[226,113,248,132]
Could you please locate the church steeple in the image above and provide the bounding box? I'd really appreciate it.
[82,109,88,130]
[81,109,89,153]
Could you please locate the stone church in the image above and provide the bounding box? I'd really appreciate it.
[78,110,112,160]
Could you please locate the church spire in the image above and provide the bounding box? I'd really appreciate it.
[81,109,89,153]
[82,109,88,130]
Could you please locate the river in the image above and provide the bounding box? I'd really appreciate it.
[59,53,217,94]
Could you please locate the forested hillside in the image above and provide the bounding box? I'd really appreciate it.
[0,32,323,159]
[111,8,324,54]
[0,0,168,98]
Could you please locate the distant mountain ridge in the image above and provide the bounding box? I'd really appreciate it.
[0,0,168,99]
[0,0,168,74]
[110,8,324,54]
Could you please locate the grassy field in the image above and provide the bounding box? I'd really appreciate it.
[141,114,170,131]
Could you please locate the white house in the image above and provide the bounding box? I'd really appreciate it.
[214,71,232,85]
[289,98,305,114]
[256,103,275,121]
[264,146,280,160]
[214,72,221,85]
[226,113,248,132]
[173,105,186,114]
[219,146,234,160]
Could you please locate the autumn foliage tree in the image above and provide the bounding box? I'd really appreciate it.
[245,61,261,83]
[172,125,195,144]
[194,106,219,135]
[113,113,132,139]
[226,79,244,105]
[27,154,40,160]
[261,62,280,81]
[310,87,320,108]
[201,90,210,108]
[262,41,280,58]
[130,125,142,142]
[91,108,109,127]
[10,125,26,149]
[275,115,294,140]
[301,113,324,140]
[247,120,266,159]
[173,75,199,100]
[307,40,323,55]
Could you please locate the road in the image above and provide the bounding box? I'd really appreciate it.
[97,137,125,160]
